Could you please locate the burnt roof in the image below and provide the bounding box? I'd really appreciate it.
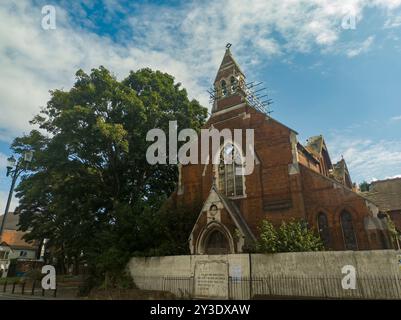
[364,178,401,211]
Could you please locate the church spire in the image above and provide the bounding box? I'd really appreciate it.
[214,43,245,83]
[212,44,247,113]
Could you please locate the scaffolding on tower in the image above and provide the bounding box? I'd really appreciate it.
[243,81,273,115]
[207,81,274,116]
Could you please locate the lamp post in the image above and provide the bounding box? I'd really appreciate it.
[0,151,33,239]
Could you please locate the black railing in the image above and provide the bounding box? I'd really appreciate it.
[133,274,401,300]
[1,280,57,298]
[229,275,401,299]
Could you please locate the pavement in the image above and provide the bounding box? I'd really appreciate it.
[0,292,60,300]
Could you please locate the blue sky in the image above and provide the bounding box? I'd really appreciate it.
[0,0,401,212]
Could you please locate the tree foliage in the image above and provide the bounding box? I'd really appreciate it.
[359,181,370,192]
[256,219,324,253]
[12,67,207,284]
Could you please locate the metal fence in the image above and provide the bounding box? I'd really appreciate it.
[1,279,57,297]
[133,274,401,300]
[229,275,401,300]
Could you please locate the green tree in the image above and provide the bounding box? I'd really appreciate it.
[359,181,370,192]
[256,219,324,253]
[12,67,207,284]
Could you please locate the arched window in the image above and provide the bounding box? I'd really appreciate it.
[218,143,244,197]
[341,211,358,250]
[221,80,227,97]
[230,76,237,93]
[204,230,229,254]
[317,212,331,249]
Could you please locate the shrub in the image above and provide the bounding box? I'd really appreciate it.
[256,219,324,253]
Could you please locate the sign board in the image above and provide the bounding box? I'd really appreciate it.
[194,261,228,299]
[230,265,242,280]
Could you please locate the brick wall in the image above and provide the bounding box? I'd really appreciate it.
[176,105,392,252]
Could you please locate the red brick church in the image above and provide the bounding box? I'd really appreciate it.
[173,46,394,254]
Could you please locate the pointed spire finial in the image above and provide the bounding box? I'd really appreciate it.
[226,43,232,50]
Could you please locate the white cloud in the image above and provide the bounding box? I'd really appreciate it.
[385,174,401,179]
[391,115,401,121]
[346,36,375,57]
[328,136,401,183]
[0,190,19,216]
[0,153,8,169]
[0,0,400,144]
[384,14,401,28]
[256,38,281,56]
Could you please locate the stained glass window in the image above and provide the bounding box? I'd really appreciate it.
[341,211,358,250]
[218,144,244,197]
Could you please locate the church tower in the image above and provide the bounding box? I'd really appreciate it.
[212,44,247,113]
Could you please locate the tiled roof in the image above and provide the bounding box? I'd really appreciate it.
[0,212,38,250]
[364,178,401,211]
[0,212,20,230]
[1,230,37,250]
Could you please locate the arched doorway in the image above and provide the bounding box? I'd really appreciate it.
[204,229,230,255]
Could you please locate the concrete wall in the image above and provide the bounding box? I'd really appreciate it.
[251,250,401,277]
[128,254,250,278]
[128,250,401,299]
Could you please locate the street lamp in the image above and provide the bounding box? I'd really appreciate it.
[6,156,16,176]
[0,151,34,239]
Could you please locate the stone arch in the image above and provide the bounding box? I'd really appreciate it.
[196,222,235,255]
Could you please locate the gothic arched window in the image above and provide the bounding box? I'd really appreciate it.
[218,143,244,197]
[341,211,358,250]
[221,80,227,97]
[317,212,331,248]
[230,76,237,93]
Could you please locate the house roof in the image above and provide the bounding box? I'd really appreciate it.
[0,212,20,230]
[0,230,38,250]
[0,212,38,250]
[364,178,401,211]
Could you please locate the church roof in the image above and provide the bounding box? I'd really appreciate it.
[305,135,324,155]
[363,178,401,212]
[332,158,347,177]
[330,158,352,187]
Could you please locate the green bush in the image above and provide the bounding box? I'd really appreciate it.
[256,219,324,253]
